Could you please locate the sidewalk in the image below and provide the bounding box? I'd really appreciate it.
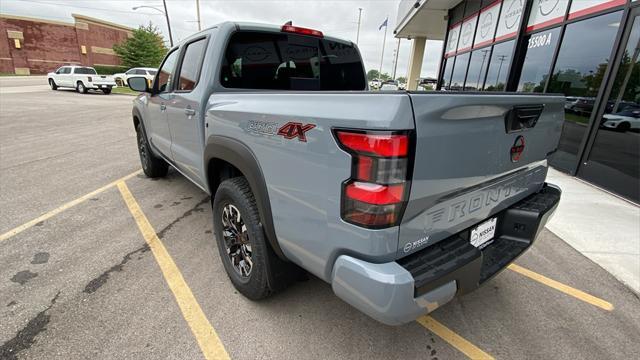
[545,167,640,294]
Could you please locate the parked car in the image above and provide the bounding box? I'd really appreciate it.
[47,66,116,94]
[113,67,157,87]
[600,108,640,132]
[369,79,382,89]
[380,83,399,91]
[127,21,562,325]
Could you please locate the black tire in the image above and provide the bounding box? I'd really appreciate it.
[76,81,88,94]
[136,123,168,178]
[213,177,294,300]
[49,79,58,90]
[617,122,631,132]
[102,87,112,95]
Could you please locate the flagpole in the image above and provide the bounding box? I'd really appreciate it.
[379,17,388,78]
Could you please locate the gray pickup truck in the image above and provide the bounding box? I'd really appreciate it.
[126,21,562,325]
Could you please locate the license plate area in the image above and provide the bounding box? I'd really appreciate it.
[470,217,497,249]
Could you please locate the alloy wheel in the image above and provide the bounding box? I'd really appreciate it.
[221,203,253,278]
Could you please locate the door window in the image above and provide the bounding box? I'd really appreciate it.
[177,38,207,91]
[156,50,180,93]
[134,69,147,75]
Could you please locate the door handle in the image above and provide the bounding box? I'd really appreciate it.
[185,107,196,116]
[160,103,166,111]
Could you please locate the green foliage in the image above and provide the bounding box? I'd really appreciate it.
[113,23,167,69]
[397,76,407,84]
[379,73,391,81]
[93,65,128,75]
[366,69,380,81]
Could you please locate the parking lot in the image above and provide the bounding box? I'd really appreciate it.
[1,76,639,360]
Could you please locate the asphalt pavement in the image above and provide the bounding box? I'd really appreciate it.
[1,78,639,359]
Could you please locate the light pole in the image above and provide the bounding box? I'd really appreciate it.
[133,1,174,47]
[356,8,363,45]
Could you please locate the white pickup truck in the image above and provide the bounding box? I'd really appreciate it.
[47,65,117,94]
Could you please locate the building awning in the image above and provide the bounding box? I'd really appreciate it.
[394,0,462,40]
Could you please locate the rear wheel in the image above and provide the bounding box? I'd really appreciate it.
[76,81,88,94]
[617,122,631,132]
[102,87,112,95]
[213,177,295,300]
[48,79,57,90]
[136,123,168,178]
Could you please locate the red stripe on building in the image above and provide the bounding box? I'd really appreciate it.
[568,0,627,20]
[481,0,502,12]
[494,31,517,43]
[473,38,494,49]
[462,11,479,23]
[526,15,564,32]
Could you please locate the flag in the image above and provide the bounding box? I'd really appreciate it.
[379,18,388,30]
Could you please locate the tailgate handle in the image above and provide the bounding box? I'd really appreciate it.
[505,105,544,133]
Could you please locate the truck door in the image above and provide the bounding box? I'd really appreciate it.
[146,49,179,159]
[165,36,209,188]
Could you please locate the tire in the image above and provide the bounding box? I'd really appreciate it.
[136,123,168,178]
[617,122,631,132]
[49,79,58,90]
[213,177,295,300]
[76,81,88,94]
[102,87,112,95]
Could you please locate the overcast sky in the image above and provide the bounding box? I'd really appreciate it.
[0,0,443,78]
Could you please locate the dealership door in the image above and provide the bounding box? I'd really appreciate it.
[578,8,640,203]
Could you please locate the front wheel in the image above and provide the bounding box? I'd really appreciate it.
[213,177,295,300]
[49,79,58,90]
[136,123,168,178]
[76,82,88,94]
[617,122,631,132]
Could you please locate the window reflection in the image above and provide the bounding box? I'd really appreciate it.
[546,11,623,171]
[582,15,640,202]
[450,52,470,90]
[441,57,454,89]
[484,40,514,91]
[465,48,492,90]
[517,27,561,92]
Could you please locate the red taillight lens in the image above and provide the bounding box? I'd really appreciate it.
[281,24,324,38]
[336,132,408,157]
[335,129,412,228]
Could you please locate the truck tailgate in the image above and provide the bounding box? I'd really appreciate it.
[398,93,564,258]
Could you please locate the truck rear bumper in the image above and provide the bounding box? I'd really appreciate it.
[331,183,561,325]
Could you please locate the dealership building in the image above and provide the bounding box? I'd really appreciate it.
[396,0,639,203]
[0,13,132,75]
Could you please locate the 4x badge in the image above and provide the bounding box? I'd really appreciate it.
[277,122,316,142]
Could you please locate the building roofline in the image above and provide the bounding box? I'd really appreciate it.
[0,13,75,27]
[72,14,133,32]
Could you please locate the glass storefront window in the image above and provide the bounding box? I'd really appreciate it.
[465,48,492,90]
[484,40,515,91]
[450,52,471,90]
[581,15,640,202]
[517,27,561,92]
[441,57,455,89]
[546,10,623,171]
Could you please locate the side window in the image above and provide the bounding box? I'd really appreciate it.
[134,69,146,75]
[156,50,180,93]
[177,38,206,91]
[126,69,135,75]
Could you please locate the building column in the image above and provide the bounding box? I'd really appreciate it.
[406,37,426,91]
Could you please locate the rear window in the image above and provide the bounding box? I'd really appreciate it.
[75,67,97,75]
[220,31,366,90]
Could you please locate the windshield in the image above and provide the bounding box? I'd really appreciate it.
[220,31,366,90]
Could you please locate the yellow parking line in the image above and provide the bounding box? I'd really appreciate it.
[117,181,229,360]
[508,264,614,311]
[0,170,142,243]
[417,315,495,360]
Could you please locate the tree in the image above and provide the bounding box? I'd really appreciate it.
[379,72,391,81]
[397,76,407,84]
[367,69,380,81]
[114,23,167,68]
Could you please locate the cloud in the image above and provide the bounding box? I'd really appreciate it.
[1,0,442,78]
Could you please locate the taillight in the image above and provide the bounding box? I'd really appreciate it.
[335,129,412,228]
[281,24,324,38]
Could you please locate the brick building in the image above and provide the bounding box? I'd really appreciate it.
[0,13,133,75]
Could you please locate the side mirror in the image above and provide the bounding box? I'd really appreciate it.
[127,76,151,93]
